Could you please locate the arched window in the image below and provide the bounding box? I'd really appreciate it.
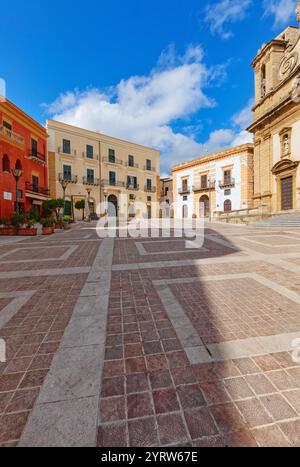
[261,64,266,98]
[15,159,22,170]
[2,154,10,172]
[224,200,232,212]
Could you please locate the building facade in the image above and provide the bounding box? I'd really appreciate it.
[0,99,49,221]
[247,10,300,214]
[47,120,160,220]
[172,144,254,219]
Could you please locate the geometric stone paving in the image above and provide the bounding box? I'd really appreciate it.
[1,221,300,446]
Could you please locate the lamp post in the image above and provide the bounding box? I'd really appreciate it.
[59,179,70,216]
[103,190,108,215]
[86,187,92,222]
[12,168,23,214]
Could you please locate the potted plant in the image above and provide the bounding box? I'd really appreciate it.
[8,212,25,235]
[43,199,65,229]
[18,218,38,236]
[62,215,71,230]
[40,217,55,235]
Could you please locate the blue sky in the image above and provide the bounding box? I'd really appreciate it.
[1,0,299,173]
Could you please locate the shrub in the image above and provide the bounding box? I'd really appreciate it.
[40,217,56,228]
[62,215,71,223]
[10,212,26,228]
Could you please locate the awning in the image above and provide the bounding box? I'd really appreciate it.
[32,200,43,206]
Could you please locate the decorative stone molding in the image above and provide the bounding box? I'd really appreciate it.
[279,127,292,159]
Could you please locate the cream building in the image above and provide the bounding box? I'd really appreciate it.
[247,6,300,213]
[47,120,160,220]
[172,144,254,219]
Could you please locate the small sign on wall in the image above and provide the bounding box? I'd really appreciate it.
[3,192,12,201]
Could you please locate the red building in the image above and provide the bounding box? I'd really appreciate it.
[0,99,49,221]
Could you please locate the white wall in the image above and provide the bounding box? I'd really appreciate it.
[215,156,242,212]
[174,168,194,218]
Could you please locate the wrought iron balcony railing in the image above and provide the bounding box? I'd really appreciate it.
[0,125,24,146]
[193,182,215,192]
[82,152,99,160]
[178,186,191,195]
[219,178,235,189]
[144,186,156,193]
[127,184,139,191]
[126,162,139,169]
[25,182,50,196]
[102,156,124,165]
[82,176,100,186]
[58,173,78,183]
[101,179,125,188]
[144,165,156,172]
[28,151,46,163]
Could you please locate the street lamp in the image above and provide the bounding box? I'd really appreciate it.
[12,168,23,214]
[103,189,108,215]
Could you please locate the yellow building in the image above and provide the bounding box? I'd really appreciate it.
[47,120,160,219]
[172,144,254,219]
[247,6,300,213]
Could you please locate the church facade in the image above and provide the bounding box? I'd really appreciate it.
[247,7,300,214]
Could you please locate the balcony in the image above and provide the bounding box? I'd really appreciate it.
[219,178,235,189]
[144,165,156,172]
[178,186,191,195]
[25,182,50,197]
[101,179,125,188]
[28,151,46,164]
[193,182,215,192]
[126,162,139,169]
[127,183,139,191]
[144,186,156,193]
[58,173,78,183]
[82,176,100,186]
[0,125,24,146]
[82,152,99,160]
[58,147,76,156]
[102,156,124,166]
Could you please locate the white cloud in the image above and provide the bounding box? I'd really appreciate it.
[204,0,252,39]
[45,45,217,174]
[263,0,297,27]
[45,46,253,174]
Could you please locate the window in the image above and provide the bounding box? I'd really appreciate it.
[17,189,23,199]
[2,154,10,172]
[129,194,135,200]
[109,149,115,163]
[201,175,208,189]
[224,189,231,196]
[62,139,71,154]
[224,170,231,184]
[127,175,137,188]
[86,145,94,159]
[182,179,188,192]
[147,196,152,202]
[31,139,38,157]
[63,165,72,180]
[3,121,12,130]
[128,155,134,167]
[224,199,232,212]
[147,179,152,191]
[183,195,188,201]
[87,169,94,184]
[261,64,266,98]
[146,159,152,171]
[165,187,169,196]
[32,175,39,192]
[109,171,116,185]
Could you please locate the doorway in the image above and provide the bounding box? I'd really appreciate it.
[200,195,210,217]
[281,176,293,211]
[107,194,118,217]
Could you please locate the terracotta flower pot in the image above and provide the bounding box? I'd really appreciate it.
[42,227,54,235]
[55,223,63,229]
[18,228,38,236]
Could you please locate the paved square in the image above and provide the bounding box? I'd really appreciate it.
[0,221,300,447]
